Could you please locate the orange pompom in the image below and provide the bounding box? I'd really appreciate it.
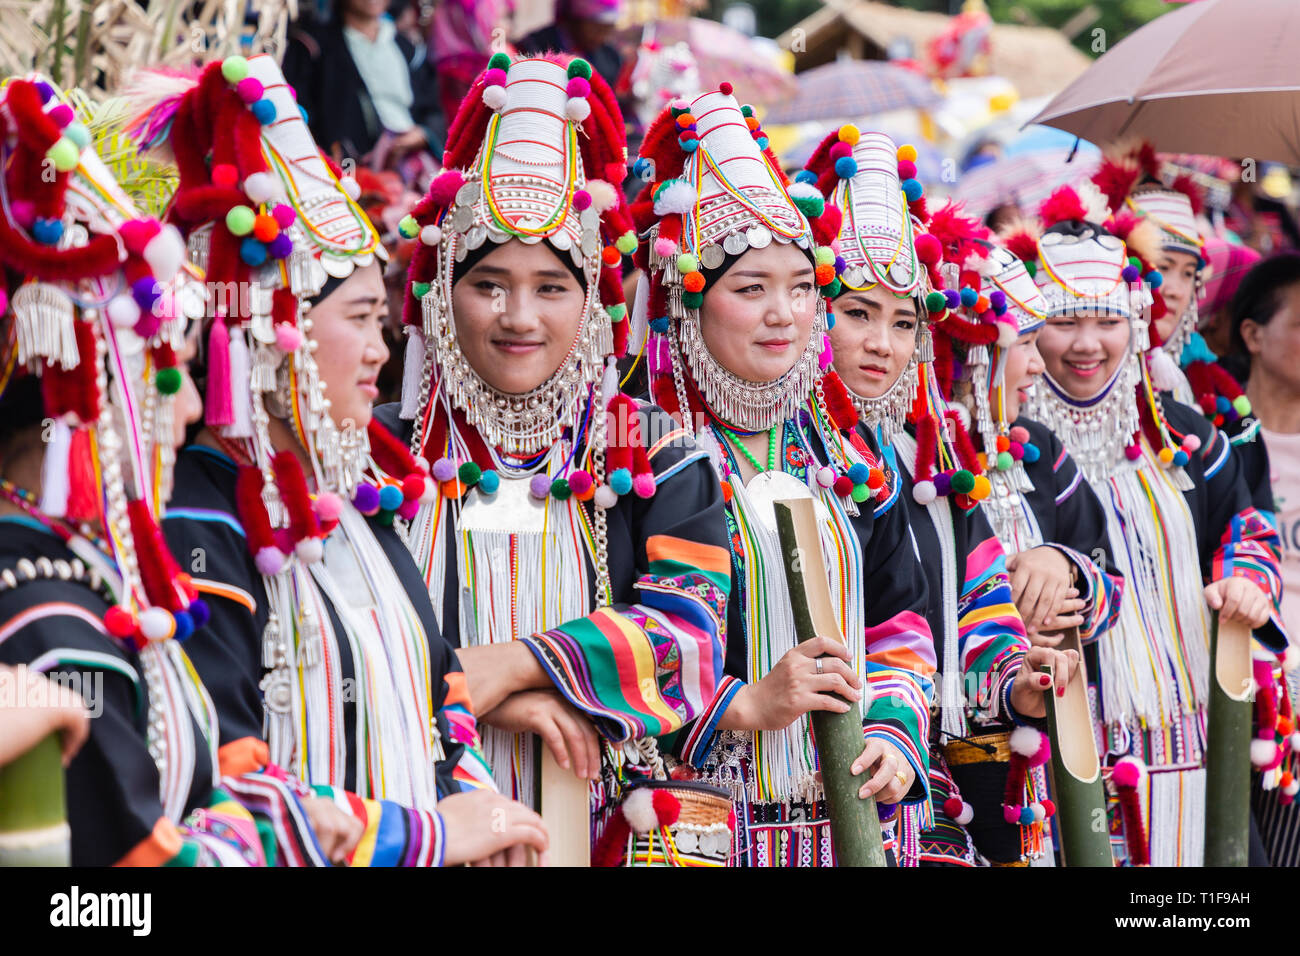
[602,246,622,266]
[1279,716,1294,736]
[252,214,279,242]
[995,435,1011,453]
[971,475,992,500]
[676,114,695,129]
[745,116,761,131]
[1157,447,1175,465]
[721,480,733,504]
[441,480,465,498]
[682,271,706,293]
[866,467,884,489]
[975,296,990,313]
[814,263,836,285]
[977,452,988,472]
[1283,772,1295,788]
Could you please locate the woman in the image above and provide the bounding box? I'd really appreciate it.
[1021,182,1286,865]
[134,55,548,865]
[627,88,939,866]
[381,55,732,858]
[806,127,1078,866]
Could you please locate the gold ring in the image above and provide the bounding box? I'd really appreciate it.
[895,770,908,785]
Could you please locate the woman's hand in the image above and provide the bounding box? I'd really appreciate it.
[852,738,914,803]
[1204,576,1271,629]
[719,637,862,732]
[455,642,549,716]
[481,689,602,780]
[0,664,90,767]
[439,790,549,867]
[1008,645,1081,719]
[1006,547,1081,635]
[300,796,365,864]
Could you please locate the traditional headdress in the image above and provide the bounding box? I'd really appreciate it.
[127,54,426,573]
[800,126,944,442]
[0,76,215,815]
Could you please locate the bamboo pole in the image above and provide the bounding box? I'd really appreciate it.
[0,733,69,866]
[1039,628,1111,866]
[1204,612,1252,867]
[535,741,591,867]
[774,497,886,867]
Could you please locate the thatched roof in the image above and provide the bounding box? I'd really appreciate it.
[778,0,1091,100]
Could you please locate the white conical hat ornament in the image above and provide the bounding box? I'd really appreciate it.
[1128,186,1203,260]
[983,244,1046,334]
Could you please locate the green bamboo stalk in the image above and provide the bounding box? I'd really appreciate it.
[774,499,886,867]
[1040,661,1112,866]
[1204,612,1251,867]
[0,733,69,866]
[73,0,92,90]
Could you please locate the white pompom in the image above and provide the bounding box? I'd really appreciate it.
[1291,731,1300,753]
[340,177,361,201]
[419,486,437,506]
[1009,724,1042,757]
[947,401,971,431]
[1251,738,1277,768]
[143,225,185,282]
[1147,347,1182,392]
[954,802,974,826]
[996,320,1017,348]
[653,180,697,216]
[295,537,324,564]
[482,85,507,111]
[584,179,619,212]
[138,607,176,642]
[565,97,591,122]
[1262,770,1278,791]
[788,181,822,202]
[594,485,618,509]
[815,465,836,489]
[419,225,442,246]
[106,295,140,328]
[1031,802,1047,823]
[1283,645,1300,672]
[912,480,937,505]
[1286,780,1300,797]
[621,787,659,834]
[244,172,275,204]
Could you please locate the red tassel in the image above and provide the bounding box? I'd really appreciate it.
[946,410,982,473]
[127,499,180,611]
[271,451,320,543]
[271,287,297,328]
[367,418,420,478]
[1002,753,1028,808]
[591,808,631,867]
[811,205,842,248]
[1117,786,1149,865]
[64,428,100,527]
[235,465,277,557]
[914,414,939,482]
[206,317,233,425]
[820,370,859,431]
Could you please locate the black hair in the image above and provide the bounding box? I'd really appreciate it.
[451,238,588,289]
[0,376,46,454]
[1225,252,1300,380]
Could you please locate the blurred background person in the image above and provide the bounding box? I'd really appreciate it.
[516,0,623,90]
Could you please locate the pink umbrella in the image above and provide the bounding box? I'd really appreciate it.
[952,148,1100,219]
[1029,0,1300,164]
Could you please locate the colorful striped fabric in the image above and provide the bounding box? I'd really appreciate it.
[526,533,730,741]
[1213,506,1286,648]
[956,537,1030,720]
[440,670,496,793]
[862,609,935,792]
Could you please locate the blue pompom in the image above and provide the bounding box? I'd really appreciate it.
[478,469,500,494]
[794,170,818,185]
[1146,270,1163,288]
[959,286,978,307]
[649,316,670,334]
[826,311,835,329]
[1172,450,1189,467]
[33,218,64,245]
[901,178,923,202]
[847,462,870,484]
[172,611,194,641]
[944,289,961,310]
[188,599,211,629]
[251,98,277,125]
[1021,442,1040,463]
[755,136,769,150]
[679,137,699,152]
[609,468,633,495]
[1216,396,1231,413]
[240,238,268,266]
[632,157,649,178]
[1019,806,1035,825]
[834,156,858,179]
[378,483,404,511]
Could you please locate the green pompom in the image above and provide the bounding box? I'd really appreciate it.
[740,105,754,117]
[225,205,255,237]
[681,290,704,309]
[792,194,825,219]
[676,253,698,274]
[221,56,250,83]
[823,278,842,298]
[606,303,627,321]
[813,246,835,266]
[412,281,431,299]
[996,451,1014,471]
[615,231,637,255]
[155,367,182,395]
[925,290,947,314]
[1128,256,1141,270]
[46,137,80,173]
[63,122,90,149]
[950,469,976,494]
[1233,395,1252,416]
[378,510,396,527]
[567,58,592,80]
[488,52,511,71]
[550,478,572,500]
[398,215,420,239]
[850,483,870,503]
[458,461,482,484]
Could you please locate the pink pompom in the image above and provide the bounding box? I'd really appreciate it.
[119,219,157,256]
[397,499,420,521]
[236,77,264,103]
[133,313,162,339]
[10,200,35,228]
[654,237,677,258]
[829,141,853,161]
[272,203,296,228]
[568,469,593,496]
[275,324,302,352]
[1009,425,1030,444]
[897,159,917,180]
[1111,756,1144,789]
[1008,440,1024,459]
[632,473,656,498]
[572,189,592,211]
[913,233,942,266]
[566,77,591,98]
[818,333,833,372]
[255,546,287,575]
[47,103,74,128]
[313,491,343,522]
[428,169,465,209]
[1124,444,1142,461]
[1182,434,1201,453]
[482,68,508,88]
[1003,806,1021,825]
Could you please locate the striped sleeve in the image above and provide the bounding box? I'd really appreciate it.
[957,536,1029,723]
[525,435,731,742]
[439,663,496,793]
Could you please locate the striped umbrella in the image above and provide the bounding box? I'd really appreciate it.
[761,59,941,126]
[951,147,1099,219]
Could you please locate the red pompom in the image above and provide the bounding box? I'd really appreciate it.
[719,81,733,95]
[104,605,137,638]
[832,475,853,497]
[402,474,427,502]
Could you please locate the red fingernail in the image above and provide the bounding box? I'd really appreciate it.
[1056,685,1065,697]
[1038,674,1052,687]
